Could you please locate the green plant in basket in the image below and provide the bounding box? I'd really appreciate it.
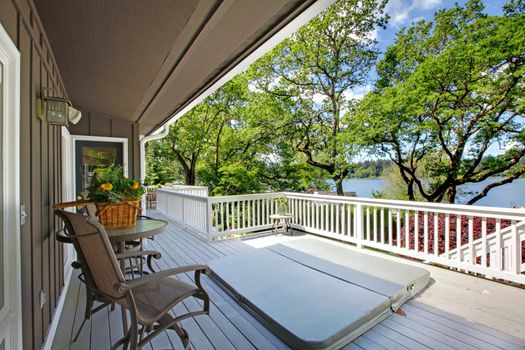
[87,164,145,203]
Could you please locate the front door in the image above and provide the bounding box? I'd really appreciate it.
[74,140,125,197]
[0,23,21,350]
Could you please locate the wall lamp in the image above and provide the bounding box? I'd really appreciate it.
[37,94,82,125]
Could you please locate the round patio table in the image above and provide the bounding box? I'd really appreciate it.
[56,218,168,245]
[106,218,168,244]
[108,219,168,274]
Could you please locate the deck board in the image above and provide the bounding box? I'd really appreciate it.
[52,210,525,350]
[360,329,409,350]
[51,271,81,350]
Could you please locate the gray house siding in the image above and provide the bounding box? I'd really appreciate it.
[0,0,67,348]
[69,108,141,179]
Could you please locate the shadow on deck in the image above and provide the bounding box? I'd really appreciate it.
[51,211,525,350]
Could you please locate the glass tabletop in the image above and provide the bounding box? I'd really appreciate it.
[106,219,168,242]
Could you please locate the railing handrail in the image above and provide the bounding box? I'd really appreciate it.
[283,192,525,221]
[208,192,282,203]
[166,184,209,189]
[156,188,209,201]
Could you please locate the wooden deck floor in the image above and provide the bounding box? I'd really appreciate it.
[51,211,525,350]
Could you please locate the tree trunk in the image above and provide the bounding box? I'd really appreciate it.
[334,177,344,196]
[446,186,456,204]
[183,169,196,185]
[406,180,415,201]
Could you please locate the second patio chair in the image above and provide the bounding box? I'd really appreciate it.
[55,209,210,350]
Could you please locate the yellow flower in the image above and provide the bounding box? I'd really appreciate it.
[131,181,139,190]
[100,183,113,191]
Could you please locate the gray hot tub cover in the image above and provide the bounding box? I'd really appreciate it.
[209,238,429,350]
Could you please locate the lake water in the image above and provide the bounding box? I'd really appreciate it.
[334,178,525,208]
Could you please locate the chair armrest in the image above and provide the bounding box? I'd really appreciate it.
[115,264,209,293]
[56,230,72,243]
[115,250,161,260]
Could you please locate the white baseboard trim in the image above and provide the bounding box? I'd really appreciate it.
[41,262,74,350]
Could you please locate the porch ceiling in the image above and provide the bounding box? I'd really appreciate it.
[34,0,315,135]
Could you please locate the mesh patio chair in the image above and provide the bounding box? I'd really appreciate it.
[55,209,163,342]
[55,209,210,350]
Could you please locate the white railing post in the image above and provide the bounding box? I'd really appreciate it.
[206,198,213,241]
[355,203,363,249]
[511,222,519,274]
[181,197,185,224]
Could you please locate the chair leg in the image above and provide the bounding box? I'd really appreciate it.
[72,318,88,342]
[72,286,94,342]
[170,322,190,350]
[128,324,138,350]
[127,308,139,350]
[146,255,156,273]
[110,328,130,350]
[84,286,94,320]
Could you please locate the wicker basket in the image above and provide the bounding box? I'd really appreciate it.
[95,200,141,228]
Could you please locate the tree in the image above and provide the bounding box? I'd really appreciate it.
[249,0,388,195]
[144,140,181,185]
[146,74,328,195]
[356,0,525,204]
[198,75,331,195]
[148,92,228,186]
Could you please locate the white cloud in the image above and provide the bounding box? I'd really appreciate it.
[386,0,411,27]
[312,93,326,104]
[501,141,520,152]
[248,83,261,93]
[269,76,281,88]
[368,28,379,41]
[412,0,442,10]
[343,85,372,101]
[386,0,443,27]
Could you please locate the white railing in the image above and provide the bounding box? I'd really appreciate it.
[285,192,525,284]
[156,188,210,239]
[160,184,209,197]
[209,193,283,237]
[156,187,525,284]
[446,221,525,273]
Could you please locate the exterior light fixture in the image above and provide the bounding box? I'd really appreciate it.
[68,106,82,125]
[37,94,82,125]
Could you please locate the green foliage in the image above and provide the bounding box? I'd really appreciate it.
[87,164,145,203]
[355,0,525,203]
[381,164,427,201]
[145,75,329,195]
[144,141,180,185]
[350,159,391,178]
[248,0,388,195]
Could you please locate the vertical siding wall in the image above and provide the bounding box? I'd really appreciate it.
[0,0,66,349]
[69,108,141,178]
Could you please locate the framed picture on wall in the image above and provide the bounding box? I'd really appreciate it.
[71,136,128,197]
